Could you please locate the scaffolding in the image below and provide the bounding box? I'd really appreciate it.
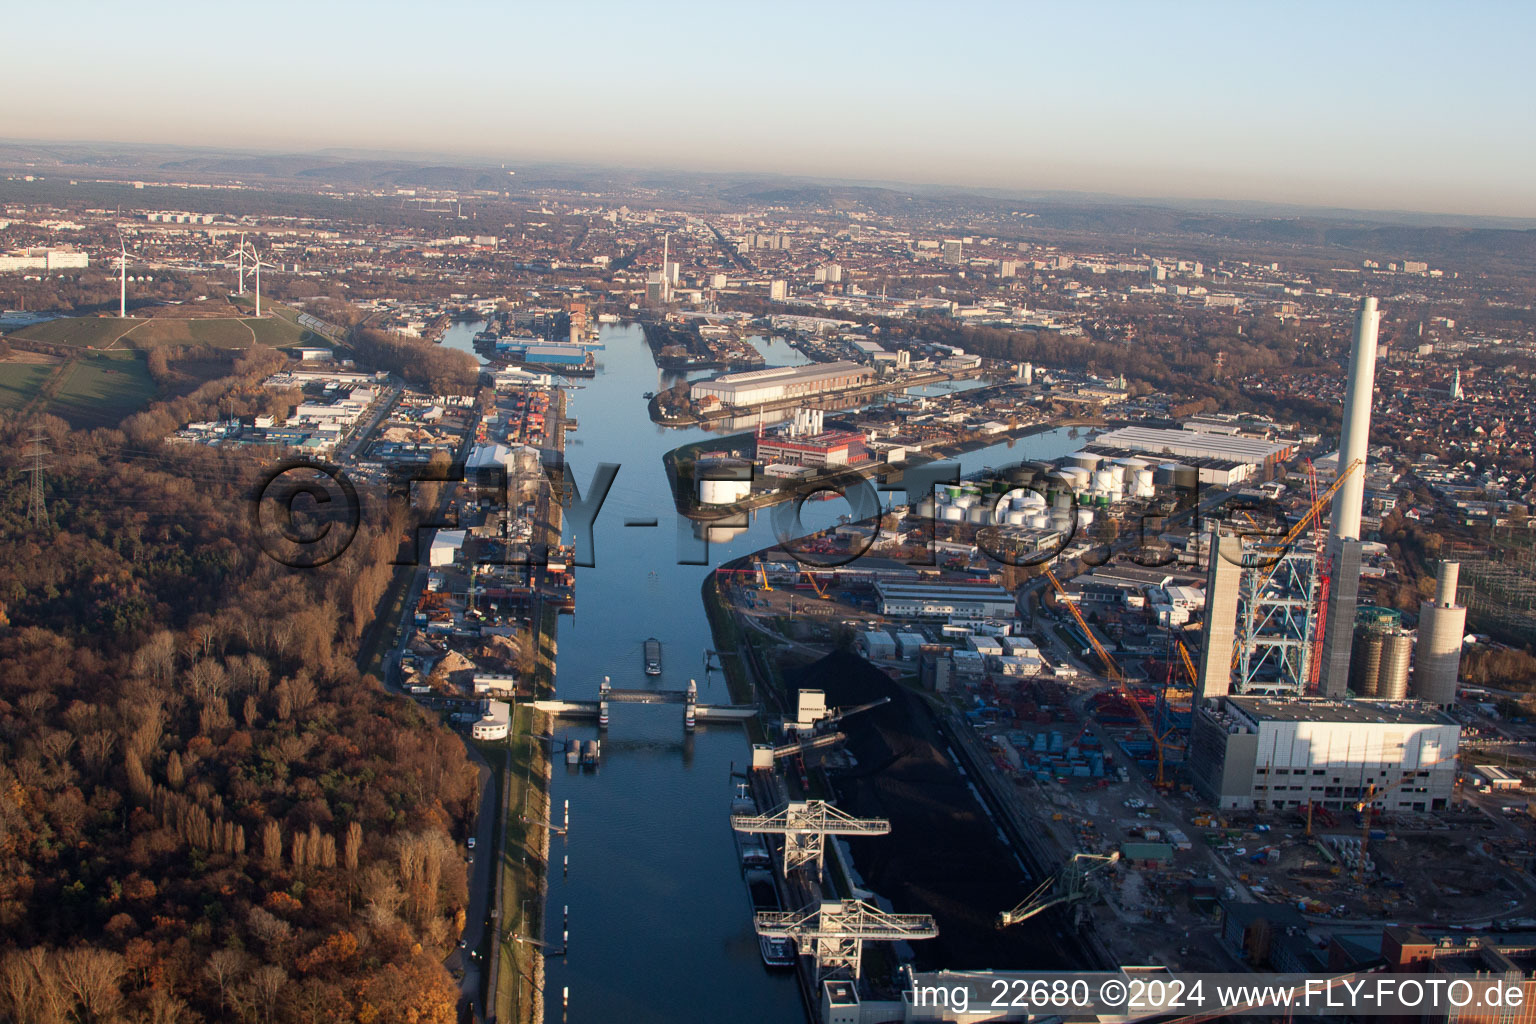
[1234,548,1325,695]
[755,899,937,984]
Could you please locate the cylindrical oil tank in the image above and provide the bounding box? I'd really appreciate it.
[1351,629,1384,697]
[1005,509,1030,525]
[1076,508,1095,528]
[1092,470,1117,492]
[967,505,991,524]
[1066,452,1102,471]
[1153,463,1179,486]
[941,505,965,522]
[953,494,977,509]
[1133,469,1156,498]
[1378,631,1412,700]
[915,498,936,519]
[1027,513,1050,529]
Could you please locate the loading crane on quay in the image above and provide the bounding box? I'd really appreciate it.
[997,851,1120,928]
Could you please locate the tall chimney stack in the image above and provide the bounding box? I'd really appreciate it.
[1318,297,1380,696]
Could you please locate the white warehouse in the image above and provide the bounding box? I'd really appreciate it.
[1189,697,1460,812]
[690,361,873,408]
[874,580,1016,620]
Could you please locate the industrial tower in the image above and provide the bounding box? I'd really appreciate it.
[1318,296,1380,697]
[24,432,49,528]
[1414,561,1467,708]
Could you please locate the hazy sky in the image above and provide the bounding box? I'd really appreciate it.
[9,1,1535,217]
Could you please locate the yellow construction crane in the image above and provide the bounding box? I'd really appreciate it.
[755,561,773,592]
[1043,567,1122,683]
[1044,568,1176,787]
[1175,638,1199,690]
[801,571,832,600]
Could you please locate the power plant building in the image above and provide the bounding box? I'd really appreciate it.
[1189,696,1460,812]
[690,361,873,408]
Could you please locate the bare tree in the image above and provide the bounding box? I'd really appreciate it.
[202,949,249,1015]
[54,947,125,1024]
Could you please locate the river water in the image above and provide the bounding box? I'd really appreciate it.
[440,321,1078,1023]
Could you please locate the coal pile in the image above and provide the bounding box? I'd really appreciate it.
[788,651,1079,971]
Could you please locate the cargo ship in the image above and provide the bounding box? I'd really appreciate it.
[744,869,796,968]
[643,637,662,676]
[731,783,771,870]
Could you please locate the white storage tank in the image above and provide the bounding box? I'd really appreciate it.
[941,505,965,521]
[1005,509,1031,525]
[953,494,978,509]
[1066,452,1102,471]
[1027,513,1050,529]
[967,505,991,524]
[1133,469,1155,498]
[1092,470,1118,493]
[1076,508,1096,528]
[698,477,752,505]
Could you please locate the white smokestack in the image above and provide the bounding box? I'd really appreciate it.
[1330,296,1379,543]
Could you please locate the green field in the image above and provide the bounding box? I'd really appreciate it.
[46,351,158,429]
[121,317,257,349]
[7,313,329,351]
[9,317,143,348]
[242,315,327,349]
[0,360,58,412]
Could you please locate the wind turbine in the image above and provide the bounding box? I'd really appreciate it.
[227,231,248,295]
[112,236,144,319]
[249,246,274,317]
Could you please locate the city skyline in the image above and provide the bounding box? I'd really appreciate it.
[7,0,1535,219]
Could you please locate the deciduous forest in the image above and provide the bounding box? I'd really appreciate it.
[0,369,474,1022]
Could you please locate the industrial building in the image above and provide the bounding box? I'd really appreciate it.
[471,699,511,741]
[1087,426,1295,477]
[1188,696,1460,811]
[873,580,1016,620]
[690,361,873,408]
[756,429,870,469]
[1414,561,1467,708]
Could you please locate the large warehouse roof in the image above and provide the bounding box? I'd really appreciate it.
[1090,426,1293,465]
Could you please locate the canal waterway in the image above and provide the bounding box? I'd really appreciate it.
[440,320,1079,1022]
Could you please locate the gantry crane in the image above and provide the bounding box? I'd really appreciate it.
[730,800,891,875]
[997,852,1120,928]
[755,899,937,984]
